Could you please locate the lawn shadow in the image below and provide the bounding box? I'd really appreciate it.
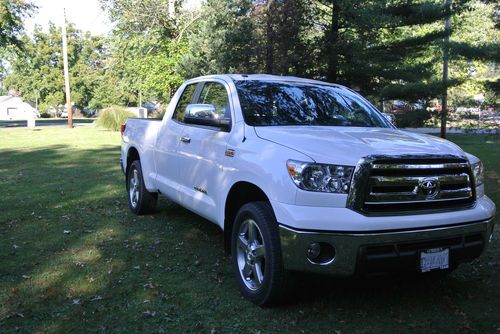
[0,141,499,333]
[0,143,229,332]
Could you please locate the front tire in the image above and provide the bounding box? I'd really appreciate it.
[127,160,157,215]
[231,202,287,306]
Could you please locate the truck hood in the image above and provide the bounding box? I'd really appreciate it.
[254,126,466,165]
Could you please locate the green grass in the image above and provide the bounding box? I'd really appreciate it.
[0,127,498,333]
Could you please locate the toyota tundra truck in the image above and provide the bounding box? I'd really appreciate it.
[120,74,496,305]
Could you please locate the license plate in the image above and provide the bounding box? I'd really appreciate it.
[420,248,449,272]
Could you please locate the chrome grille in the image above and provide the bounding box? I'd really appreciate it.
[349,156,476,214]
[367,173,472,203]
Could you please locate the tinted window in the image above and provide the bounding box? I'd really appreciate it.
[173,83,197,122]
[235,81,391,128]
[197,82,230,119]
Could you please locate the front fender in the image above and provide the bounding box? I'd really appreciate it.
[216,132,312,227]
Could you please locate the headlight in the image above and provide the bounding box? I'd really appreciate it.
[287,160,354,193]
[471,161,484,187]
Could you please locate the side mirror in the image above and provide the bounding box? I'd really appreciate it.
[184,104,231,131]
[186,104,216,118]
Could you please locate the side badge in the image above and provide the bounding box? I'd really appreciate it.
[194,186,207,194]
[225,149,235,157]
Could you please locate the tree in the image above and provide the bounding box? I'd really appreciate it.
[180,0,258,77]
[309,0,497,135]
[99,0,188,105]
[0,0,34,49]
[0,0,34,94]
[3,23,108,112]
[311,0,452,99]
[3,0,496,121]
[100,0,178,38]
[252,0,314,76]
[447,2,499,106]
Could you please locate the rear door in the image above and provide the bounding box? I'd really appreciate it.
[176,80,233,222]
[154,82,199,201]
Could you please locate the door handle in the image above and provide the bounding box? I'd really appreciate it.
[180,136,191,143]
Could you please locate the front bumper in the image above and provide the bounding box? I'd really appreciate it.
[279,217,495,276]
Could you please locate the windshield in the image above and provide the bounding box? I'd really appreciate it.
[235,80,391,128]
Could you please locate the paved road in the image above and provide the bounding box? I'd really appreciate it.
[0,119,95,128]
[404,127,499,134]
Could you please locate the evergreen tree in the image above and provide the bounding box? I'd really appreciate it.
[180,0,258,76]
[252,0,314,76]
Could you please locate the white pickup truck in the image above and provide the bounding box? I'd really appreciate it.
[121,74,496,305]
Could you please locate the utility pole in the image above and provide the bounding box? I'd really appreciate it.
[440,0,452,139]
[62,8,72,128]
[168,0,176,20]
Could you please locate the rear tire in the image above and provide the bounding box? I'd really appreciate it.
[231,202,287,306]
[127,160,157,215]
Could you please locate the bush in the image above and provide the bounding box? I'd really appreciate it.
[95,106,136,131]
[39,112,52,118]
[393,109,432,128]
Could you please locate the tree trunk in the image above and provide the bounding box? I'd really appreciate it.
[168,0,176,20]
[326,1,339,82]
[440,0,451,139]
[264,1,275,74]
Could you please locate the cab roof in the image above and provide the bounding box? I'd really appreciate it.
[188,74,346,89]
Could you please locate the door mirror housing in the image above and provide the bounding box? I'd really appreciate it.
[184,104,231,131]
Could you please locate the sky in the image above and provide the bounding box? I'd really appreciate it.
[25,0,112,36]
[24,0,202,37]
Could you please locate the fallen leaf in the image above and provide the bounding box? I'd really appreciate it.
[142,310,156,317]
[143,282,155,289]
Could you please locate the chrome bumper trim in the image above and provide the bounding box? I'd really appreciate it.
[279,217,495,276]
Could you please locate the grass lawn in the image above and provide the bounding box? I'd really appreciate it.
[0,126,498,333]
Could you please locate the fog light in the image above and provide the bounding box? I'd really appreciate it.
[307,242,321,260]
[306,242,336,264]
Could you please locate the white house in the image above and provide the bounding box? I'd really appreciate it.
[0,96,39,120]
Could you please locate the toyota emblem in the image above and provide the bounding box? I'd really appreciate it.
[419,178,440,199]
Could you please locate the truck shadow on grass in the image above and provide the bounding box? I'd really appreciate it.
[0,144,498,333]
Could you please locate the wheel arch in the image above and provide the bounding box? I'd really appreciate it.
[126,146,140,175]
[223,181,271,253]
